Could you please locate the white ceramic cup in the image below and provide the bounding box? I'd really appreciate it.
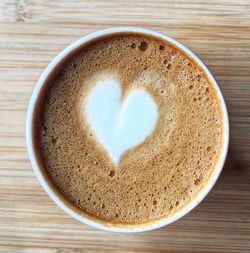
[26,27,229,233]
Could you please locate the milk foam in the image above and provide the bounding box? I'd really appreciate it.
[85,75,158,165]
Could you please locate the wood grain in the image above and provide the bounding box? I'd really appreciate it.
[0,0,250,252]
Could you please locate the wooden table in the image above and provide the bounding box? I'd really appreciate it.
[0,0,250,252]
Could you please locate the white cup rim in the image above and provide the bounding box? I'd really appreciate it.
[26,26,229,233]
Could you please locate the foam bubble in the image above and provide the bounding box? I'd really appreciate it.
[130,43,136,49]
[159,45,165,51]
[108,170,115,177]
[166,63,172,69]
[139,41,148,51]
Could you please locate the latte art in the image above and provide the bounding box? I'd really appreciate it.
[34,33,223,224]
[84,74,158,165]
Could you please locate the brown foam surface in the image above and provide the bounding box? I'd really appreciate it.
[35,34,223,224]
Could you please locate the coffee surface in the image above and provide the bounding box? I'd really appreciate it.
[35,34,223,224]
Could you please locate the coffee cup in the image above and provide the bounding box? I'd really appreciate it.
[26,27,229,233]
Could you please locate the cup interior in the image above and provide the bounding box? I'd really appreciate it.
[26,27,229,233]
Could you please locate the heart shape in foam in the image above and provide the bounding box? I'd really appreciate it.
[85,75,158,165]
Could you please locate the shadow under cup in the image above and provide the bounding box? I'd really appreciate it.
[26,27,229,233]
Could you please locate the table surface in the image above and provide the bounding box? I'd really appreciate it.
[0,0,250,252]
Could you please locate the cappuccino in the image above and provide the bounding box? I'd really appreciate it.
[33,33,223,224]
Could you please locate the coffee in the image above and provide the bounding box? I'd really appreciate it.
[33,33,223,224]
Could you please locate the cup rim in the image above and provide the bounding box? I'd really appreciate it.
[26,26,229,233]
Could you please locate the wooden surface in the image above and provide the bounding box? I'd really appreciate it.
[0,0,250,252]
